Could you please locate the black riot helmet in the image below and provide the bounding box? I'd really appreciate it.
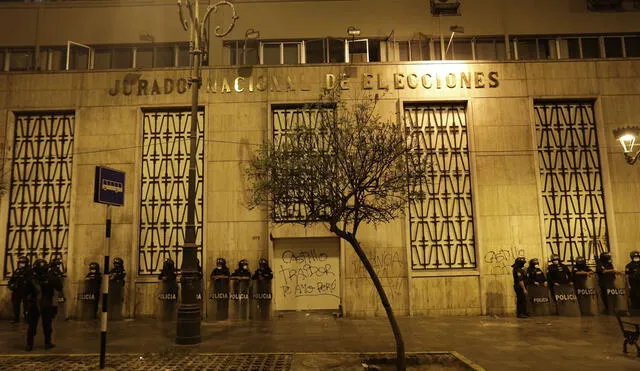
[630,251,640,260]
[163,258,175,271]
[89,262,100,272]
[259,258,269,269]
[50,258,63,269]
[33,259,49,277]
[216,258,227,268]
[113,257,124,268]
[550,254,561,264]
[575,256,587,266]
[512,256,526,268]
[600,252,612,262]
[239,259,249,270]
[17,256,29,268]
[529,258,539,267]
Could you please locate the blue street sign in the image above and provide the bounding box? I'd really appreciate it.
[94,166,125,206]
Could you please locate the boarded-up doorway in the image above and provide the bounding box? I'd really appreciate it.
[273,237,341,311]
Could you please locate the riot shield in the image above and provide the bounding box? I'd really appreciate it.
[208,277,230,321]
[527,284,551,316]
[574,274,599,316]
[552,284,581,316]
[602,275,629,315]
[250,279,272,321]
[157,280,178,321]
[54,277,67,324]
[78,279,100,320]
[230,279,250,320]
[108,280,124,320]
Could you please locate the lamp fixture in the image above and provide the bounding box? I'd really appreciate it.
[347,26,361,37]
[445,25,464,57]
[613,126,640,164]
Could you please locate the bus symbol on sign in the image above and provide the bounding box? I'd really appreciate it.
[94,166,125,206]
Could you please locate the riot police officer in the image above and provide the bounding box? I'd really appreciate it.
[25,259,62,351]
[231,259,251,280]
[572,256,594,279]
[596,252,617,311]
[110,257,126,283]
[158,258,177,281]
[8,256,30,323]
[512,257,529,318]
[547,254,573,291]
[526,258,547,287]
[252,258,273,280]
[211,258,230,279]
[48,258,66,315]
[85,262,102,317]
[625,251,640,310]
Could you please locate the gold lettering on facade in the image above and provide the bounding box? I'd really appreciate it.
[446,73,456,88]
[407,74,418,89]
[234,77,244,92]
[460,72,471,89]
[488,71,499,88]
[221,78,232,93]
[256,76,267,91]
[151,80,161,95]
[474,72,485,88]
[394,73,405,89]
[362,73,374,89]
[422,74,432,89]
[325,73,336,90]
[164,79,174,94]
[377,74,389,90]
[138,80,149,96]
[108,70,501,96]
[176,78,188,94]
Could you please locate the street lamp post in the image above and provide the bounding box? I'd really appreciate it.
[613,127,640,165]
[176,0,238,345]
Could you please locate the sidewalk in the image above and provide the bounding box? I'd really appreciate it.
[0,312,639,370]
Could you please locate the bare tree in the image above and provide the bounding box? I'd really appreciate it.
[246,87,425,371]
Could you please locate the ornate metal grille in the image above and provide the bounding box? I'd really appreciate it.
[534,100,609,265]
[139,108,204,275]
[405,102,476,270]
[4,111,75,278]
[271,104,334,222]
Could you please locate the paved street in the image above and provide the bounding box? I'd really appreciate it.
[0,312,639,370]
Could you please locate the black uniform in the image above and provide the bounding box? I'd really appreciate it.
[625,261,640,310]
[211,266,230,279]
[596,260,616,311]
[252,260,273,280]
[526,266,547,286]
[548,263,572,286]
[25,267,62,350]
[231,267,252,279]
[512,261,528,317]
[8,266,30,323]
[85,264,102,317]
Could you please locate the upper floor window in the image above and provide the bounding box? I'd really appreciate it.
[0,42,190,72]
[224,37,383,66]
[514,34,640,60]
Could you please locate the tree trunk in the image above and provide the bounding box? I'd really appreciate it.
[345,236,406,370]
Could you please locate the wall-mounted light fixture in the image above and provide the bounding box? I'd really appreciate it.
[613,127,640,164]
[347,26,361,37]
[139,33,155,43]
[445,25,464,57]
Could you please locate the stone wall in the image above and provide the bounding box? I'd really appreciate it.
[0,59,639,318]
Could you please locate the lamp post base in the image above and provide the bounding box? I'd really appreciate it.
[176,303,201,345]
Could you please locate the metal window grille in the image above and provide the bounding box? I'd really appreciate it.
[271,104,334,222]
[4,111,75,278]
[534,101,609,264]
[405,103,476,270]
[138,108,204,275]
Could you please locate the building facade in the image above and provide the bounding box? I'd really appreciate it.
[1,0,640,319]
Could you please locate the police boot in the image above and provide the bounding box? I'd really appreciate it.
[44,333,55,349]
[26,337,34,351]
